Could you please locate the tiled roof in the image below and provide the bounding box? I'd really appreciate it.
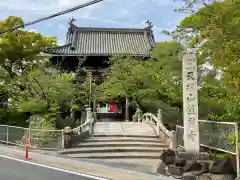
[44,25,155,57]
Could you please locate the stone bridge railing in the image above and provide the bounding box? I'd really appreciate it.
[71,108,95,134]
[66,107,95,147]
[133,108,177,150]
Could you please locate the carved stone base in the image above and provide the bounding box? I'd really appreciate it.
[197,173,234,180]
[156,149,236,180]
[167,165,184,178]
[183,173,196,180]
[156,160,167,175]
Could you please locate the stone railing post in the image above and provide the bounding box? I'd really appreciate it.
[157,109,163,136]
[170,130,177,151]
[63,126,72,148]
[136,108,142,123]
[86,107,93,134]
[157,109,163,124]
[133,110,137,122]
[146,115,149,123]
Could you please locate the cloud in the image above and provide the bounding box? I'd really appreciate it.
[28,29,38,33]
[75,15,132,26]
[0,0,186,42]
[0,0,55,12]
[114,8,130,19]
[58,24,66,30]
[57,0,103,11]
[149,0,178,7]
[0,0,102,18]
[57,39,65,45]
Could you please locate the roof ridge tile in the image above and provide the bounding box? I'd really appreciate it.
[43,27,155,57]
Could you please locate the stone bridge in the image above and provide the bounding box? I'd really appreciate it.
[59,108,176,174]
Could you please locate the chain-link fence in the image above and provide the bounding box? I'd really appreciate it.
[199,120,237,154]
[176,120,239,175]
[0,124,64,150]
[176,120,238,154]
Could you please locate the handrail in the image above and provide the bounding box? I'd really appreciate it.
[141,109,176,150]
[71,108,94,135]
[142,113,157,123]
[71,117,90,134]
[142,112,171,138]
[140,110,178,150]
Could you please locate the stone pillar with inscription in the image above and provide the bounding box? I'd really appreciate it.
[182,49,200,152]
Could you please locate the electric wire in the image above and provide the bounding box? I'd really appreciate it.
[0,0,103,34]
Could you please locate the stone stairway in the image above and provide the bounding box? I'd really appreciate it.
[59,122,169,174]
[60,135,168,158]
[59,135,168,174]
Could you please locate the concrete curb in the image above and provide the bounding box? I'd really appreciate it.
[0,145,174,180]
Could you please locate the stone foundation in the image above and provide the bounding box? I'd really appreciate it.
[156,149,236,180]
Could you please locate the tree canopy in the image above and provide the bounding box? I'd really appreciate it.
[0,16,87,128]
[97,42,183,127]
[0,16,56,79]
[97,0,240,123]
[170,0,240,121]
[1,1,240,132]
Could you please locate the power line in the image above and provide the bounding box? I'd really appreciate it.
[0,0,103,34]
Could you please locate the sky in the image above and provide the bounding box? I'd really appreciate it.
[0,0,187,45]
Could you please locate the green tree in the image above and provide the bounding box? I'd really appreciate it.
[170,0,240,121]
[0,16,57,126]
[10,68,83,129]
[0,16,56,79]
[98,41,184,127]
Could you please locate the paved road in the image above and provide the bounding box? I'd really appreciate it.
[0,156,106,180]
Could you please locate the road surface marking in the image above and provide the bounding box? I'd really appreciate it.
[0,155,109,180]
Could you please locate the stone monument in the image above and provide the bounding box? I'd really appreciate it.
[182,49,200,153]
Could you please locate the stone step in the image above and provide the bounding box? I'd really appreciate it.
[65,152,163,159]
[92,133,125,136]
[93,122,157,136]
[85,136,162,143]
[91,134,158,138]
[59,146,168,154]
[73,141,166,148]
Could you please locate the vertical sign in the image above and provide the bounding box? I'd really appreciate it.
[182,50,200,152]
